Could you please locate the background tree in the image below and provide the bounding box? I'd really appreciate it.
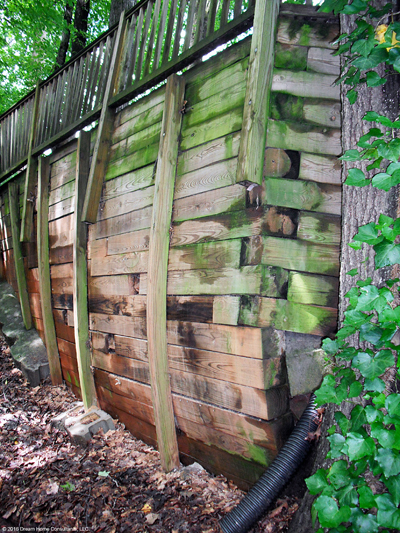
[288,1,400,531]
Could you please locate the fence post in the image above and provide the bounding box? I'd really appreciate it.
[147,73,185,472]
[236,0,280,186]
[82,11,127,224]
[37,156,63,385]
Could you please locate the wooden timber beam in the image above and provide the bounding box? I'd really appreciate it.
[8,181,32,329]
[37,156,63,385]
[81,12,126,224]
[236,0,280,186]
[20,81,41,242]
[74,130,96,408]
[147,74,185,472]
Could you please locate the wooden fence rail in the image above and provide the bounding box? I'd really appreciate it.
[0,0,254,180]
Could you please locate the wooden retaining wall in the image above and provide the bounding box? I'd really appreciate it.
[0,4,340,489]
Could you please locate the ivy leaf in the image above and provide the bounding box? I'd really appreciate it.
[322,338,341,355]
[335,411,351,435]
[350,508,379,533]
[353,349,394,379]
[376,494,400,529]
[358,486,376,509]
[372,171,400,191]
[345,168,368,186]
[350,404,367,432]
[355,284,392,313]
[343,310,370,328]
[352,37,376,57]
[327,433,346,459]
[375,448,400,477]
[306,469,329,495]
[336,483,358,507]
[343,433,375,461]
[364,111,380,121]
[385,394,400,420]
[313,496,351,528]
[342,0,368,15]
[374,240,400,268]
[347,268,358,276]
[348,380,363,398]
[364,377,386,392]
[358,322,383,345]
[384,476,400,506]
[366,71,386,87]
[347,89,358,104]
[377,138,400,162]
[352,222,381,245]
[352,47,388,70]
[328,460,351,489]
[340,149,362,161]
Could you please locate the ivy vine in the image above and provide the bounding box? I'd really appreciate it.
[305,1,400,532]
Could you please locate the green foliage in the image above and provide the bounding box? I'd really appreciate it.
[0,0,111,114]
[306,1,400,531]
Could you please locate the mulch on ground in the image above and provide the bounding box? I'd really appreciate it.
[0,335,299,532]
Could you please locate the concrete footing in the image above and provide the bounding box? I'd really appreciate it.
[52,402,115,445]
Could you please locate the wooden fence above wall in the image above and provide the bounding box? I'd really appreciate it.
[0,0,255,183]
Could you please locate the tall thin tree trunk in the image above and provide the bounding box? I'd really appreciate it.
[288,3,400,531]
[109,0,136,27]
[71,0,91,57]
[54,1,73,69]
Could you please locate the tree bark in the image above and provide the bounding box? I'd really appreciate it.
[109,0,136,27]
[54,1,73,69]
[71,0,91,57]
[288,3,400,532]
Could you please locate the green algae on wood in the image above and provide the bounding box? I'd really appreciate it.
[274,43,307,70]
[287,271,339,307]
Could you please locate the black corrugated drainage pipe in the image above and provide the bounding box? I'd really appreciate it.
[219,394,318,533]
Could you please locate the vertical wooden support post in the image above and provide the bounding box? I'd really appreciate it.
[82,12,126,223]
[147,74,185,472]
[21,81,41,242]
[236,0,280,186]
[37,156,63,385]
[8,181,32,330]
[73,131,96,409]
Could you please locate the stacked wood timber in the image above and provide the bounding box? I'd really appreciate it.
[47,142,82,398]
[0,5,341,491]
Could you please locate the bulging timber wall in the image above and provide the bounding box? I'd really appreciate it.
[0,3,341,489]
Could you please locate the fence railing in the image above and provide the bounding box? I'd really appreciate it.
[0,0,255,180]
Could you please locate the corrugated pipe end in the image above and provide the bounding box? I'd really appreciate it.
[219,394,318,533]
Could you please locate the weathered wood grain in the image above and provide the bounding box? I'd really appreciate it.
[307,46,340,75]
[88,274,138,297]
[297,212,341,246]
[213,295,240,325]
[266,120,341,156]
[8,182,32,329]
[277,18,339,49]
[89,294,147,317]
[107,228,150,255]
[98,185,154,220]
[37,156,63,384]
[93,205,152,239]
[89,313,147,338]
[91,250,149,276]
[288,271,339,307]
[168,239,241,271]
[271,69,340,100]
[236,0,279,186]
[299,152,341,184]
[101,164,155,200]
[172,184,247,222]
[264,178,341,215]
[174,158,238,200]
[177,132,240,176]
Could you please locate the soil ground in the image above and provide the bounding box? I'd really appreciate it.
[0,335,300,532]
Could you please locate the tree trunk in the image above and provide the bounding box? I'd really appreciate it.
[288,3,400,532]
[54,1,73,69]
[109,0,136,27]
[71,0,90,57]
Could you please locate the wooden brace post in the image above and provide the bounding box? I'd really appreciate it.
[37,156,63,385]
[147,73,185,472]
[236,0,280,186]
[74,130,97,409]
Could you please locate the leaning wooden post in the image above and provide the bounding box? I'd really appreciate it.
[73,130,96,409]
[20,80,41,242]
[8,181,32,329]
[37,156,63,385]
[236,0,280,186]
[81,11,126,223]
[147,74,185,472]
